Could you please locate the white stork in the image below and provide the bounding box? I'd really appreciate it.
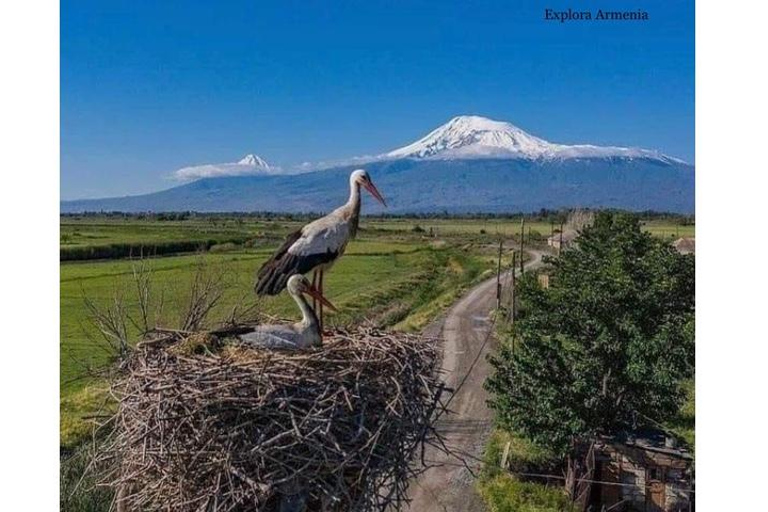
[240,274,336,349]
[255,169,386,331]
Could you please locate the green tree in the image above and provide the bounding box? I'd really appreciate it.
[486,212,694,458]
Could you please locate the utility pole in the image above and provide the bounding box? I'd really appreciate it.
[510,251,517,325]
[559,220,565,256]
[519,216,526,273]
[496,239,503,311]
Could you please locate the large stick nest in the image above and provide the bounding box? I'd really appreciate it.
[98,327,447,511]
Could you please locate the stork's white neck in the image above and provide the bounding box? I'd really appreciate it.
[347,179,361,207]
[341,179,362,239]
[292,289,319,330]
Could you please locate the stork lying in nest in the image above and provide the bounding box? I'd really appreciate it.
[239,275,336,350]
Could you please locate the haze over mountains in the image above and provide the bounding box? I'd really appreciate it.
[61,116,694,214]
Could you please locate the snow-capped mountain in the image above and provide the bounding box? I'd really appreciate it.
[173,153,280,181]
[62,116,694,214]
[382,115,684,164]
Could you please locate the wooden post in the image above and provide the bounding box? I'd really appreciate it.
[500,441,512,469]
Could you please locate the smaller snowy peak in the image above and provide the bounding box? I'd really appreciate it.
[237,154,271,168]
[174,153,279,181]
[383,115,685,164]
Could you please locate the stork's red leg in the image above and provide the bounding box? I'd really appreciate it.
[311,270,318,313]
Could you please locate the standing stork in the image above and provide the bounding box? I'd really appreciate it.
[255,169,386,332]
[240,274,336,349]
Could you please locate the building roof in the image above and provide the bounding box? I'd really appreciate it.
[673,237,695,254]
[601,429,693,461]
[548,230,579,243]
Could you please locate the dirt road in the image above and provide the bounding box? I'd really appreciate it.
[406,249,545,511]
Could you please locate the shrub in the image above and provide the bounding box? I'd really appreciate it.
[478,475,572,512]
[208,242,238,253]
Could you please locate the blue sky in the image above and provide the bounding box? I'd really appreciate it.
[61,1,694,199]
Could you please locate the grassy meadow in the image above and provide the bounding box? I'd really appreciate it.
[60,213,694,447]
[60,217,505,446]
[366,217,694,239]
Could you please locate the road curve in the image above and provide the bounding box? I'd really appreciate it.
[406,249,545,512]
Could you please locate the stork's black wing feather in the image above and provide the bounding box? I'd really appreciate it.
[255,229,339,296]
[257,229,302,280]
[255,229,303,295]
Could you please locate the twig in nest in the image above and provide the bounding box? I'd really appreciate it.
[95,327,449,512]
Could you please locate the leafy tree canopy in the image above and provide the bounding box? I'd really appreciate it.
[486,212,694,457]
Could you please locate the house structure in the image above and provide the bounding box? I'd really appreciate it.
[672,237,695,255]
[547,230,578,250]
[589,430,694,512]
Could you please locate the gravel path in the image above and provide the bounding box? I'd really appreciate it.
[406,249,546,511]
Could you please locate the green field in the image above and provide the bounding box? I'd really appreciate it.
[367,217,694,239]
[59,215,308,247]
[59,214,693,447]
[60,241,480,387]
[60,222,505,446]
[61,215,694,257]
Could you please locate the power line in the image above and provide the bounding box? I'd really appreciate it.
[442,249,535,411]
[437,445,695,494]
[442,304,499,411]
[433,249,694,498]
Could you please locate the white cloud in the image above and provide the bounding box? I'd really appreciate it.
[172,154,284,181]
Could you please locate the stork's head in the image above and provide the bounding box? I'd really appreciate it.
[286,275,337,311]
[351,169,387,207]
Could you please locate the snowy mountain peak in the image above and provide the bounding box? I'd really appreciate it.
[384,115,685,164]
[237,154,271,169]
[386,115,551,159]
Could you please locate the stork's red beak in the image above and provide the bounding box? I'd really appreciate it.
[305,284,338,312]
[363,180,387,207]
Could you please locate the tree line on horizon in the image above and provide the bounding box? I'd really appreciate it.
[61,208,695,225]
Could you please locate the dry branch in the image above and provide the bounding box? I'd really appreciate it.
[96,327,447,511]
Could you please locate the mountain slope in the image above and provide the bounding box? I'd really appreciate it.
[61,115,694,214]
[61,157,694,214]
